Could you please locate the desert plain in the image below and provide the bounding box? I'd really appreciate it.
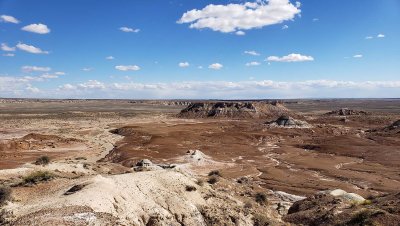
[0,98,399,225]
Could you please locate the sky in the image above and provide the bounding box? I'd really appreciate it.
[0,0,399,99]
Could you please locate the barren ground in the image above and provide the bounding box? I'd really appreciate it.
[0,98,399,225]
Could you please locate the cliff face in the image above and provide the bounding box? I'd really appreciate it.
[178,101,291,119]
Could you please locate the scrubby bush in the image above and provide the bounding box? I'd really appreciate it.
[196,179,205,186]
[185,185,197,192]
[255,192,268,205]
[22,171,54,185]
[253,213,271,226]
[0,186,11,206]
[208,170,222,177]
[34,156,50,166]
[207,176,219,184]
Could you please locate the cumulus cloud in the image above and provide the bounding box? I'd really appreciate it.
[55,71,66,75]
[179,62,190,67]
[235,31,245,36]
[21,23,50,34]
[245,61,260,66]
[244,50,260,56]
[353,54,363,58]
[282,25,289,29]
[26,85,40,93]
[365,36,373,40]
[208,63,223,70]
[177,0,301,33]
[377,34,385,38]
[40,73,59,79]
[22,66,51,73]
[0,15,20,24]
[106,56,115,60]
[115,65,141,71]
[16,43,49,54]
[82,67,93,72]
[3,53,15,57]
[266,53,314,62]
[1,43,16,51]
[119,27,140,33]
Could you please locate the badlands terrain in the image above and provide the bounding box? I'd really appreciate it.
[0,98,400,225]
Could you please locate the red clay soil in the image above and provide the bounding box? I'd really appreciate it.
[102,114,400,197]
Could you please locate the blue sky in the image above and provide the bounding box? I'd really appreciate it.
[0,0,399,99]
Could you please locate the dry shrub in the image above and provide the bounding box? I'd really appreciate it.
[0,186,11,206]
[185,185,197,192]
[208,170,222,177]
[22,171,54,185]
[255,192,268,205]
[34,156,50,166]
[207,176,219,184]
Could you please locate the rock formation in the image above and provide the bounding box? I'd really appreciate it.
[325,108,368,116]
[266,116,311,128]
[178,101,290,119]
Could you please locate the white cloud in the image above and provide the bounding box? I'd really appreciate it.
[77,80,106,89]
[82,67,93,72]
[59,84,76,90]
[106,56,115,60]
[208,63,223,70]
[119,27,140,33]
[312,18,319,22]
[16,43,49,54]
[244,50,260,56]
[377,34,385,38]
[282,25,289,29]
[178,0,301,33]
[365,36,373,40]
[235,31,245,36]
[1,43,16,51]
[266,53,314,62]
[115,65,141,71]
[40,73,59,79]
[353,54,363,58]
[22,66,51,73]
[245,61,260,66]
[21,23,50,34]
[0,15,20,24]
[3,53,15,57]
[26,85,40,93]
[198,66,203,69]
[179,62,190,67]
[55,71,66,75]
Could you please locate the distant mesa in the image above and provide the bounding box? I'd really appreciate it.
[265,115,312,128]
[325,108,368,116]
[177,101,291,119]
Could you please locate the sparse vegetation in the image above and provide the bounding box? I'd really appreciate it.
[208,170,222,177]
[34,156,50,166]
[348,209,375,225]
[255,192,268,205]
[207,176,219,184]
[75,157,87,160]
[22,171,54,185]
[244,201,253,209]
[361,199,373,205]
[196,179,205,186]
[185,185,197,192]
[0,186,12,206]
[253,213,271,226]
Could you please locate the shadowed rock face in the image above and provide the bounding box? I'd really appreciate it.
[389,120,400,129]
[284,192,400,226]
[178,101,290,119]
